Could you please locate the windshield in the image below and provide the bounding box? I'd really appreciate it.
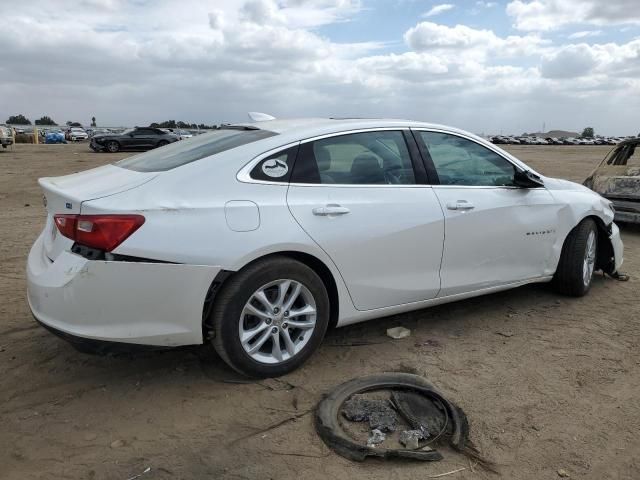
[116,128,278,172]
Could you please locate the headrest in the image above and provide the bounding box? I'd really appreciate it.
[315,145,332,171]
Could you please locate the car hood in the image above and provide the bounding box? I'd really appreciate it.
[543,177,594,193]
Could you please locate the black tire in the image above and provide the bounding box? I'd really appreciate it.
[211,256,330,378]
[106,141,120,153]
[552,218,598,296]
[156,140,169,148]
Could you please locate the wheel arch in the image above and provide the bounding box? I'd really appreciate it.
[202,251,340,341]
[558,214,615,275]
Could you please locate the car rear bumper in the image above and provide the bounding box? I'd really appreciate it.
[27,232,220,346]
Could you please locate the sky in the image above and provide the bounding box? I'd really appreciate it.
[1,0,639,135]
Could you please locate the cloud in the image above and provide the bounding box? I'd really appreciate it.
[476,1,497,7]
[507,0,640,31]
[422,4,455,18]
[0,0,639,135]
[568,30,602,39]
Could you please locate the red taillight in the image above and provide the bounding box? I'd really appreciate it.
[53,214,145,252]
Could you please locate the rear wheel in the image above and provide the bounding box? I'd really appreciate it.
[106,141,120,153]
[552,219,598,296]
[211,257,330,378]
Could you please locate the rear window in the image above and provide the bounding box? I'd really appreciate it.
[116,128,278,172]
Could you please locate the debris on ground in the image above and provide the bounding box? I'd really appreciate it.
[126,467,151,480]
[399,429,426,449]
[316,373,494,469]
[342,394,397,432]
[367,429,385,447]
[110,439,125,449]
[495,331,514,338]
[386,327,411,339]
[557,468,570,478]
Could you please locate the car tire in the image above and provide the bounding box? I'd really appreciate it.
[211,256,330,378]
[552,218,598,297]
[106,141,120,153]
[157,140,169,148]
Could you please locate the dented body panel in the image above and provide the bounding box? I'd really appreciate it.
[27,232,219,345]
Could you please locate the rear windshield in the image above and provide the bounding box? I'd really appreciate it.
[116,128,278,172]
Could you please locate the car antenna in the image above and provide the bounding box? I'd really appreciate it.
[247,112,276,122]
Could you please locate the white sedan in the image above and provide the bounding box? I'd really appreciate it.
[27,117,624,377]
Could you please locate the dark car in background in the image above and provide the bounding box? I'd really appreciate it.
[90,127,179,153]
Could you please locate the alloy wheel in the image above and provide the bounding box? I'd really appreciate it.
[583,230,596,287]
[238,279,317,364]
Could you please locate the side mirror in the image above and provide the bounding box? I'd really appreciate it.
[514,169,544,188]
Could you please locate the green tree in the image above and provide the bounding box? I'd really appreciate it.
[91,116,96,127]
[35,116,57,126]
[581,127,594,138]
[6,114,31,125]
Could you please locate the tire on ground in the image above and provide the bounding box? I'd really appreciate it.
[210,256,330,378]
[552,218,598,297]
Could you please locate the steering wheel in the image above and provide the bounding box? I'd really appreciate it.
[383,165,402,184]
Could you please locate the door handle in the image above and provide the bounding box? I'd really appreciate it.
[446,200,475,211]
[312,204,350,216]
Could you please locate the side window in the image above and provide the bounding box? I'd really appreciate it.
[250,146,299,182]
[419,132,516,187]
[291,131,416,185]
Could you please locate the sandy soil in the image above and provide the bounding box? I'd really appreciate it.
[1,143,638,480]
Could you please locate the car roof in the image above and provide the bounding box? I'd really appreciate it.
[232,117,474,141]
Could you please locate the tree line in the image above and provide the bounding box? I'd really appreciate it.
[5,114,216,130]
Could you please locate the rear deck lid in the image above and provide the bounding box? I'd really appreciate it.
[39,164,158,260]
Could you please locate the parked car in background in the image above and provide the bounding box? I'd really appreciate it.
[28,117,624,377]
[177,129,193,140]
[584,137,640,224]
[68,127,88,142]
[0,125,14,148]
[90,127,180,152]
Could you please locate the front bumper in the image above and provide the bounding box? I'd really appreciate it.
[27,232,220,346]
[610,222,624,273]
[1,138,13,146]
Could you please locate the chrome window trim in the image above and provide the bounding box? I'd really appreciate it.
[237,127,414,186]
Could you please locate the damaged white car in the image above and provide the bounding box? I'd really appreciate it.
[27,117,624,377]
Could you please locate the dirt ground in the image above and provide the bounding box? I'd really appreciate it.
[1,143,638,480]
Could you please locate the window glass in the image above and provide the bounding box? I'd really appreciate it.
[250,146,298,182]
[117,128,277,172]
[419,132,516,186]
[291,131,415,185]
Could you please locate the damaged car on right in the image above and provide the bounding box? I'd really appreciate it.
[584,137,640,224]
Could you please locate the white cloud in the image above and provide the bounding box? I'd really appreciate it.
[568,30,602,39]
[0,0,639,135]
[476,1,497,7]
[507,0,640,31]
[422,4,455,18]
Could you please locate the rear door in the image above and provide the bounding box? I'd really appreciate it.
[414,130,561,297]
[286,129,445,311]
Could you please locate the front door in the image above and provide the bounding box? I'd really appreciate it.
[414,130,561,297]
[286,130,445,311]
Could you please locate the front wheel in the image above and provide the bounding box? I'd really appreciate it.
[211,256,330,378]
[106,141,120,153]
[552,219,598,296]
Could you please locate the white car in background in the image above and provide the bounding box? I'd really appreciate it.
[27,117,623,377]
[69,127,88,141]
